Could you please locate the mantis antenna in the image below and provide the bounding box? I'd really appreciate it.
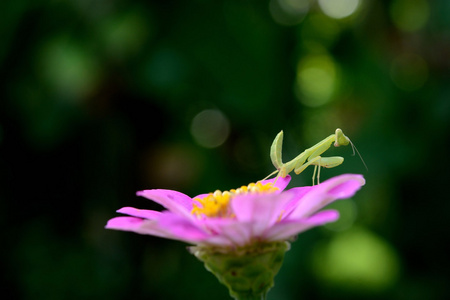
[349,139,368,171]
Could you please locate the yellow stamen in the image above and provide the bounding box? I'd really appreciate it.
[191,181,279,218]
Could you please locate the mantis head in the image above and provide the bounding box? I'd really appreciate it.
[334,128,350,147]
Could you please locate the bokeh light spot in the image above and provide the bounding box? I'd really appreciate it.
[99,8,151,60]
[390,0,429,32]
[296,54,338,107]
[38,37,101,101]
[390,53,428,91]
[313,227,400,292]
[191,109,230,148]
[269,0,311,26]
[318,0,360,19]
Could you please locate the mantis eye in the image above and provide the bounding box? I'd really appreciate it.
[335,128,350,146]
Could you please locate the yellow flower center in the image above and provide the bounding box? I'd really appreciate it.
[191,182,279,218]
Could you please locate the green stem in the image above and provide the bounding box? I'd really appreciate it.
[190,242,289,300]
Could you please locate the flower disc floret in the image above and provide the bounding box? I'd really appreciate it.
[191,182,279,218]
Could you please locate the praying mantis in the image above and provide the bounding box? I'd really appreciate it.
[265,128,365,185]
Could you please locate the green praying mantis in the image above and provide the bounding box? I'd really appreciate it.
[265,128,366,185]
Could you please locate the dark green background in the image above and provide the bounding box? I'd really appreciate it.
[1,0,449,299]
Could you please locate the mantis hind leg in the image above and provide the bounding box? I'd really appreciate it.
[295,156,344,185]
[309,156,323,185]
[294,155,323,185]
[312,164,322,186]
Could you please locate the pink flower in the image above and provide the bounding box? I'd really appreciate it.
[105,174,365,247]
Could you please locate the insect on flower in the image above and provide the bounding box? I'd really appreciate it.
[266,128,367,185]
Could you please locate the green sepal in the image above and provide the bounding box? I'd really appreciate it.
[189,241,290,300]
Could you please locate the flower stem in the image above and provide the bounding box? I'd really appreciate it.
[190,242,290,300]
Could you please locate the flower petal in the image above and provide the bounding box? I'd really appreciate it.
[156,212,210,242]
[136,189,193,218]
[105,217,176,239]
[231,192,294,238]
[279,186,313,220]
[192,193,210,200]
[117,207,162,219]
[288,174,365,219]
[265,210,339,241]
[202,218,253,246]
[106,216,145,231]
[259,175,291,192]
[106,213,212,244]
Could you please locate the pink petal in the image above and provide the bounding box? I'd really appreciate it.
[196,235,236,247]
[106,216,145,231]
[105,216,179,239]
[231,192,294,238]
[106,214,211,245]
[264,210,339,241]
[136,189,193,218]
[202,218,253,246]
[192,193,210,200]
[279,186,313,219]
[259,175,291,192]
[117,207,162,219]
[288,174,365,219]
[156,212,211,242]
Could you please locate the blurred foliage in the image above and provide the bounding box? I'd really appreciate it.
[1,0,450,299]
